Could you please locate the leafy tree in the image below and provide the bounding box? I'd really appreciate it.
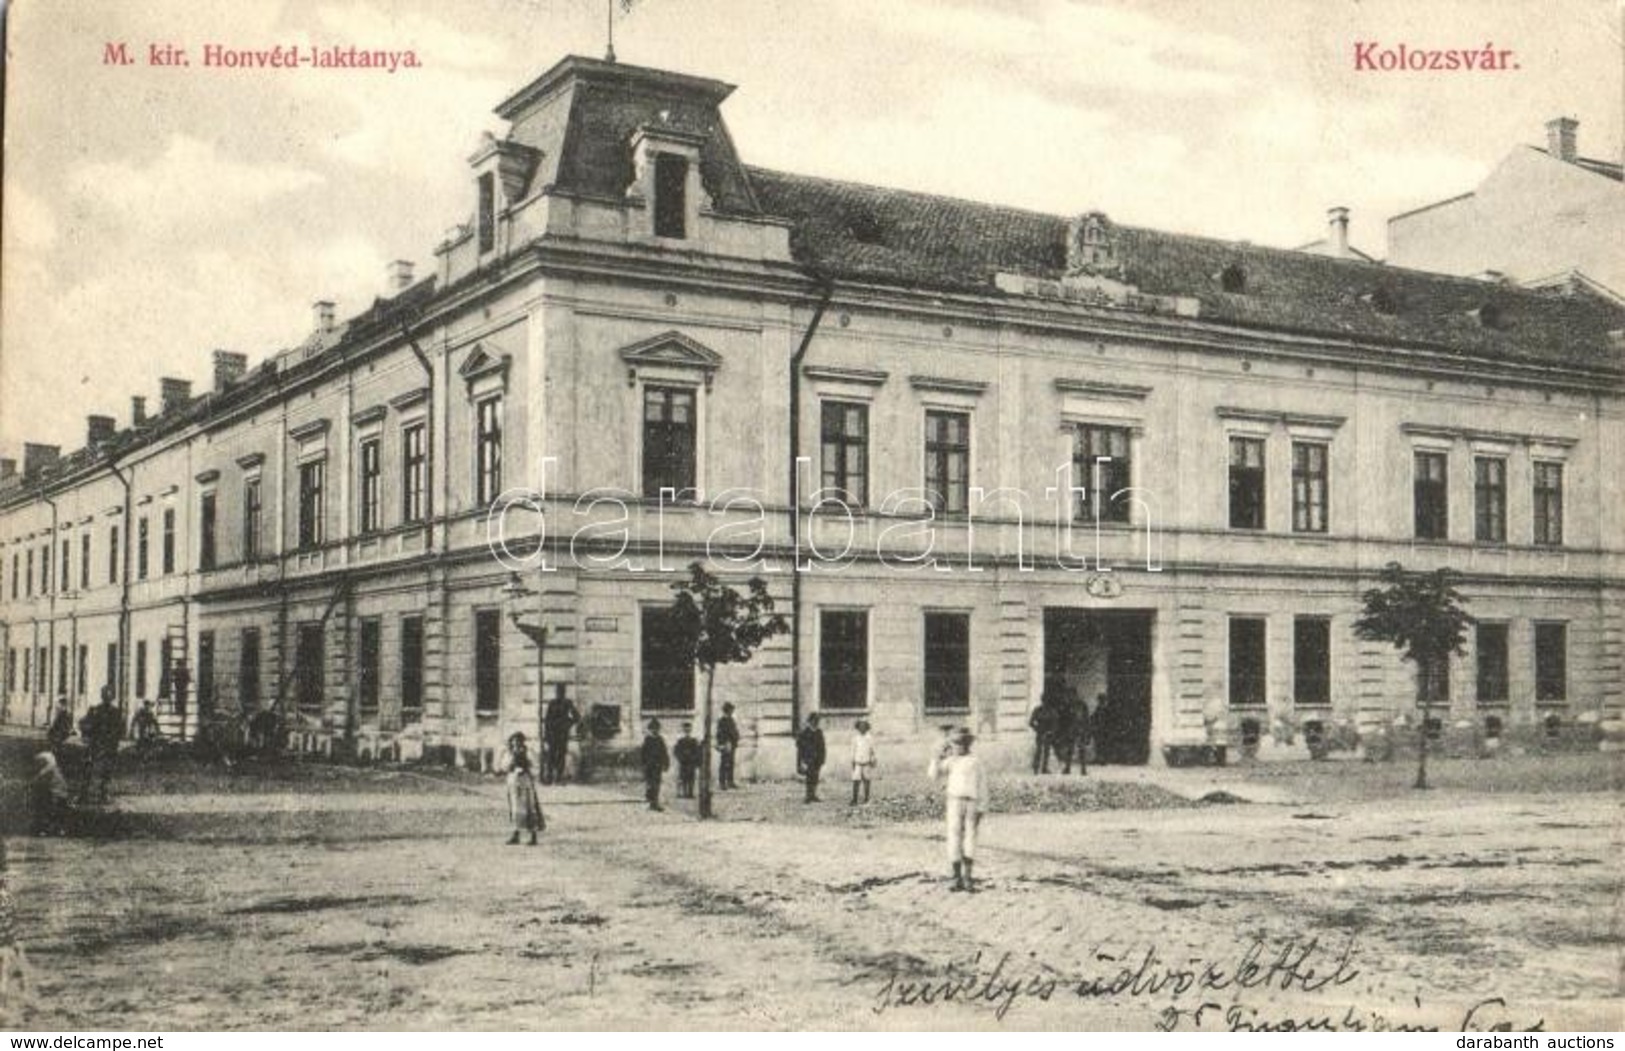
[1353,562,1473,789]
[669,562,789,818]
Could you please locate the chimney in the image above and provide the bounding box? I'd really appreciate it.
[22,443,60,477]
[212,350,249,392]
[313,300,336,334]
[1327,206,1351,258]
[159,377,192,415]
[87,415,116,447]
[387,260,415,294]
[1545,117,1578,163]
[131,396,148,425]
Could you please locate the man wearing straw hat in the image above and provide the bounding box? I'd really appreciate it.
[930,726,990,892]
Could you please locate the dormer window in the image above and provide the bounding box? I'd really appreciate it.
[654,154,688,239]
[477,172,496,253]
[1220,263,1247,294]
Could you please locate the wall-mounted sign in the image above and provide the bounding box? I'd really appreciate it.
[585,616,619,633]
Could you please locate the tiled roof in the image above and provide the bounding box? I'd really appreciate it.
[746,167,1625,375]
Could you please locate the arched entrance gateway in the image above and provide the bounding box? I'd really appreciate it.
[1043,608,1155,765]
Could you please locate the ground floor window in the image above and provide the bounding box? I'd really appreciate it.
[1292,616,1330,706]
[134,640,147,699]
[923,612,970,712]
[474,609,501,716]
[239,629,261,711]
[76,644,89,697]
[1476,623,1509,703]
[1228,617,1266,707]
[1534,622,1566,702]
[640,606,694,712]
[196,631,215,715]
[1417,651,1449,706]
[358,618,381,719]
[400,616,424,722]
[295,624,324,714]
[820,609,868,710]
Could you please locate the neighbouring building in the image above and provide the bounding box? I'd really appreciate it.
[3,55,1622,774]
[1388,117,1625,299]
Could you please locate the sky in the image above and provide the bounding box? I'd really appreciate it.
[3,0,1622,456]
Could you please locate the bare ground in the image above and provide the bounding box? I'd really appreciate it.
[2,743,1620,1031]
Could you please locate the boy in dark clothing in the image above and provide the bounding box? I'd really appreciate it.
[715,702,741,789]
[640,719,670,812]
[796,713,826,803]
[673,722,702,799]
[1029,688,1060,774]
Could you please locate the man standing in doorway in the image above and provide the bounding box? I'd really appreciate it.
[542,684,579,786]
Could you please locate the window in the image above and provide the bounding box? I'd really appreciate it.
[1414,452,1448,540]
[298,460,325,548]
[57,647,68,698]
[476,171,496,253]
[1228,437,1265,529]
[653,153,688,239]
[402,423,427,522]
[475,397,503,505]
[137,517,150,579]
[80,533,91,589]
[925,410,971,516]
[819,610,868,709]
[295,624,325,714]
[820,401,869,507]
[40,543,50,594]
[1075,423,1131,523]
[5,649,13,693]
[400,616,424,721]
[1293,616,1330,706]
[923,612,970,712]
[358,438,381,533]
[1533,462,1563,546]
[60,539,70,593]
[10,552,17,598]
[104,643,116,693]
[35,646,46,693]
[240,628,261,712]
[1417,651,1449,705]
[161,508,176,574]
[358,618,381,719]
[474,609,502,716]
[158,637,173,700]
[76,644,88,697]
[25,548,34,596]
[640,607,695,712]
[108,525,119,583]
[234,479,260,561]
[196,631,215,715]
[198,492,217,570]
[1474,457,1506,543]
[642,386,696,498]
[1476,623,1509,703]
[1535,623,1567,702]
[134,640,148,699]
[1291,442,1328,533]
[1228,617,1266,707]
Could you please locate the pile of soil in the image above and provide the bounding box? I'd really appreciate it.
[836,776,1198,823]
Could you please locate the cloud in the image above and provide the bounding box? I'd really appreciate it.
[6,184,58,251]
[313,3,512,69]
[67,135,324,233]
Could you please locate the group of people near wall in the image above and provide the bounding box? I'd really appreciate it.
[1028,681,1098,776]
[29,688,136,834]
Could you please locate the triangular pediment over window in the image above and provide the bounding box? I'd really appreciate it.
[618,330,723,389]
[458,343,511,395]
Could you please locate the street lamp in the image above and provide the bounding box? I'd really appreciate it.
[502,572,548,754]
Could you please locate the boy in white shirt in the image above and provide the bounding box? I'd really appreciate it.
[849,720,876,805]
[929,727,990,892]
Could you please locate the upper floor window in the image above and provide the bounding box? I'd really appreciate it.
[1533,462,1563,546]
[1075,423,1130,523]
[1414,451,1448,540]
[1228,437,1265,529]
[1291,442,1328,533]
[476,172,496,253]
[137,517,150,579]
[642,386,696,499]
[403,423,428,523]
[925,410,971,516]
[820,401,869,508]
[40,543,50,594]
[10,552,17,599]
[358,438,382,533]
[243,479,263,560]
[198,492,217,571]
[1474,456,1506,543]
[108,525,119,584]
[475,396,503,505]
[653,154,688,239]
[161,508,176,574]
[298,460,326,549]
[80,533,91,589]
[60,539,71,592]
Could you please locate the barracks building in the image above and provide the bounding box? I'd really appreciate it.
[2,55,1621,774]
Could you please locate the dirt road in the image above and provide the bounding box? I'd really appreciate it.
[4,754,1620,1031]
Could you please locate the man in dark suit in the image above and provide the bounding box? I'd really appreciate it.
[715,702,741,789]
[796,713,826,803]
[640,719,670,812]
[542,684,580,785]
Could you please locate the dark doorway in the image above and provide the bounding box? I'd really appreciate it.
[1043,608,1154,765]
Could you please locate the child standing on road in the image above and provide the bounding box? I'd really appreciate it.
[929,727,989,892]
[641,719,670,812]
[849,720,876,805]
[502,732,543,846]
[673,722,702,799]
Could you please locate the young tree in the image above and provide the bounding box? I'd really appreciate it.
[1353,562,1473,789]
[669,562,789,818]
